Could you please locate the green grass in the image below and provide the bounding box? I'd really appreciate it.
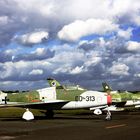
[0,107,91,118]
[55,109,91,115]
[0,107,45,118]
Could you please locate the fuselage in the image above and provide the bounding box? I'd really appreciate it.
[2,89,139,103]
[61,91,110,109]
[1,88,140,111]
[0,88,111,110]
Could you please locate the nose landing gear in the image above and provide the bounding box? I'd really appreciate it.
[105,106,112,121]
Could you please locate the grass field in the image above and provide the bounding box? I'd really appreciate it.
[0,107,92,118]
[0,107,140,118]
[0,107,44,118]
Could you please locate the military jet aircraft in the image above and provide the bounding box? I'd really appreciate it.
[47,78,140,112]
[102,82,140,110]
[0,79,112,121]
[1,79,139,121]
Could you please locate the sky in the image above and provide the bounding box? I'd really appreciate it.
[0,0,140,91]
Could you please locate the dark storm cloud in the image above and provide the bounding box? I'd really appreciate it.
[14,48,55,61]
[76,37,140,90]
[0,48,55,62]
[0,80,49,91]
[0,0,27,47]
[0,51,13,62]
[0,42,139,90]
[78,41,96,51]
[0,0,140,48]
[0,0,64,48]
[0,0,140,91]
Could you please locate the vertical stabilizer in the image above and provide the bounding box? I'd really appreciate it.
[47,78,65,89]
[47,78,61,87]
[102,82,112,95]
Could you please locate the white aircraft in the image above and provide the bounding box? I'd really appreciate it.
[0,86,112,121]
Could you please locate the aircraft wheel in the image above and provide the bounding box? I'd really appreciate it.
[45,110,54,119]
[105,116,112,121]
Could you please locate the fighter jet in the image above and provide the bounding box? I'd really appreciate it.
[47,78,140,112]
[102,82,140,110]
[0,80,112,121]
[1,79,139,121]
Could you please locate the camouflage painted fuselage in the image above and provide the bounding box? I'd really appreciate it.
[6,89,86,103]
[6,89,140,103]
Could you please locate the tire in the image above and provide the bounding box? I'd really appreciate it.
[45,110,54,119]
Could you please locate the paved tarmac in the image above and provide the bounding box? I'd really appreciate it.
[0,111,140,140]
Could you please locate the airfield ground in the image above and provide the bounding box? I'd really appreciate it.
[0,109,140,140]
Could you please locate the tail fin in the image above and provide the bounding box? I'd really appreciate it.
[47,78,65,89]
[47,78,61,87]
[102,82,112,95]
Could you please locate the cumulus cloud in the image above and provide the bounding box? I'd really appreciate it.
[117,28,133,39]
[0,0,140,90]
[14,48,55,61]
[29,69,43,75]
[0,48,55,63]
[85,56,102,67]
[0,0,140,46]
[51,44,103,76]
[115,40,140,53]
[78,38,106,51]
[0,80,47,91]
[109,63,129,76]
[70,66,85,74]
[58,19,119,41]
[134,73,140,78]
[0,49,18,63]
[0,41,139,90]
[0,16,9,25]
[126,41,140,52]
[0,60,52,81]
[14,31,49,46]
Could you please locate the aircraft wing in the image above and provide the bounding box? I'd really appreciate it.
[89,105,108,111]
[0,100,69,110]
[110,100,140,110]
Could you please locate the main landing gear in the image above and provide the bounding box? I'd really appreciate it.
[45,110,54,119]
